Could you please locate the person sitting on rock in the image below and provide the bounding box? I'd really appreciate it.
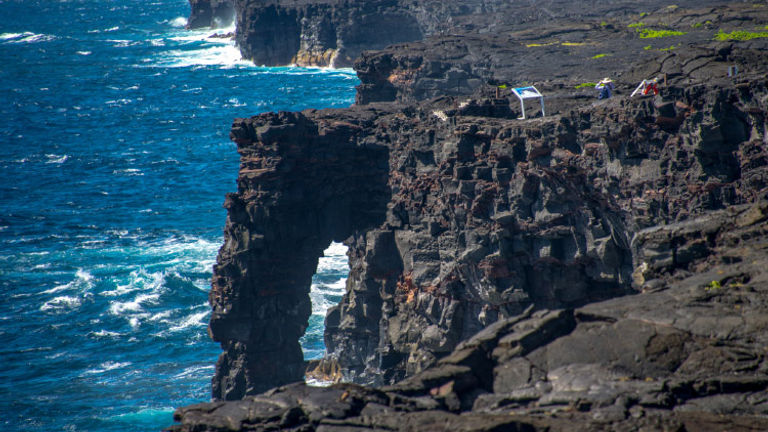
[595,77,614,99]
[642,78,659,96]
[631,78,660,97]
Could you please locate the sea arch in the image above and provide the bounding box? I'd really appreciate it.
[209,109,390,400]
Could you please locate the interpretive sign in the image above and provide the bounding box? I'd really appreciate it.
[511,86,545,119]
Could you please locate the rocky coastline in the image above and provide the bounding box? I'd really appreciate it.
[170,1,768,431]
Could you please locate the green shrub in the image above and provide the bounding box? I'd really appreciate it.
[628,22,646,28]
[643,45,652,50]
[705,280,722,291]
[660,45,676,51]
[715,29,768,41]
[591,53,609,59]
[575,82,597,89]
[639,28,687,38]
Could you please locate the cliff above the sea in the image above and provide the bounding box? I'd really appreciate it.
[170,2,768,431]
[191,0,733,67]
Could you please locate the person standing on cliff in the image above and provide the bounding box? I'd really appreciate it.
[596,77,614,99]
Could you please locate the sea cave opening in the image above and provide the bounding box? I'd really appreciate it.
[300,241,349,363]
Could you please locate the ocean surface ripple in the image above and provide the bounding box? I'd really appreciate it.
[0,0,355,430]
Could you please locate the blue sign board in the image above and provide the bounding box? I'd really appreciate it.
[511,85,545,119]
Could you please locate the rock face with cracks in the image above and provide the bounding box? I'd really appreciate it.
[171,1,768,430]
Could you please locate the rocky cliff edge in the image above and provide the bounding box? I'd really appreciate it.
[169,2,768,431]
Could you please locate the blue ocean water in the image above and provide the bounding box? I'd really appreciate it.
[0,0,355,430]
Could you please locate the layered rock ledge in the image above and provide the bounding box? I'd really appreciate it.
[193,0,733,67]
[170,1,768,430]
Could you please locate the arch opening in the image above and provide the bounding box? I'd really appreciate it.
[301,241,349,362]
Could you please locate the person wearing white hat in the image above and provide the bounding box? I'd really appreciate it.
[596,77,614,99]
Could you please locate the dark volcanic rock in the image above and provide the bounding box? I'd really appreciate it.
[355,3,768,104]
[233,0,424,67]
[209,108,392,399]
[207,67,768,400]
[171,1,768,431]
[187,0,235,29]
[171,213,768,428]
[232,0,735,68]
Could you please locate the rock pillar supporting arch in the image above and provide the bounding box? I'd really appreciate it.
[209,110,390,400]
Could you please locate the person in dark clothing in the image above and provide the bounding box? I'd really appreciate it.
[596,77,614,99]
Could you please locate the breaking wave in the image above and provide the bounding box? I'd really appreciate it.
[1,32,57,44]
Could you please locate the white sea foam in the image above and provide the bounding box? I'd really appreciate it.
[168,309,209,332]
[45,154,69,164]
[89,329,123,338]
[316,242,348,272]
[147,310,173,322]
[226,97,245,107]
[173,364,214,379]
[41,295,82,312]
[76,50,92,56]
[147,23,250,69]
[83,361,132,375]
[112,167,143,176]
[108,287,162,315]
[107,39,138,48]
[128,317,141,329]
[42,269,93,294]
[0,32,26,40]
[167,17,188,28]
[105,98,134,106]
[307,243,349,316]
[168,23,235,42]
[2,32,56,44]
[154,43,249,68]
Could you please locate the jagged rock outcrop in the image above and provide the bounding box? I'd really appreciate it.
[187,0,235,29]
[232,0,735,68]
[171,1,768,430]
[355,3,768,104]
[209,108,391,399]
[233,0,424,67]
[206,56,768,401]
[171,198,768,429]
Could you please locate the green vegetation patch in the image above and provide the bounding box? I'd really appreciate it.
[575,82,597,89]
[526,42,556,47]
[643,45,652,50]
[628,22,646,28]
[715,29,768,41]
[705,280,722,291]
[638,28,687,38]
[660,45,676,51]
[591,53,609,59]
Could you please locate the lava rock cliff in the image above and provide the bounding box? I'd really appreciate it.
[170,2,768,431]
